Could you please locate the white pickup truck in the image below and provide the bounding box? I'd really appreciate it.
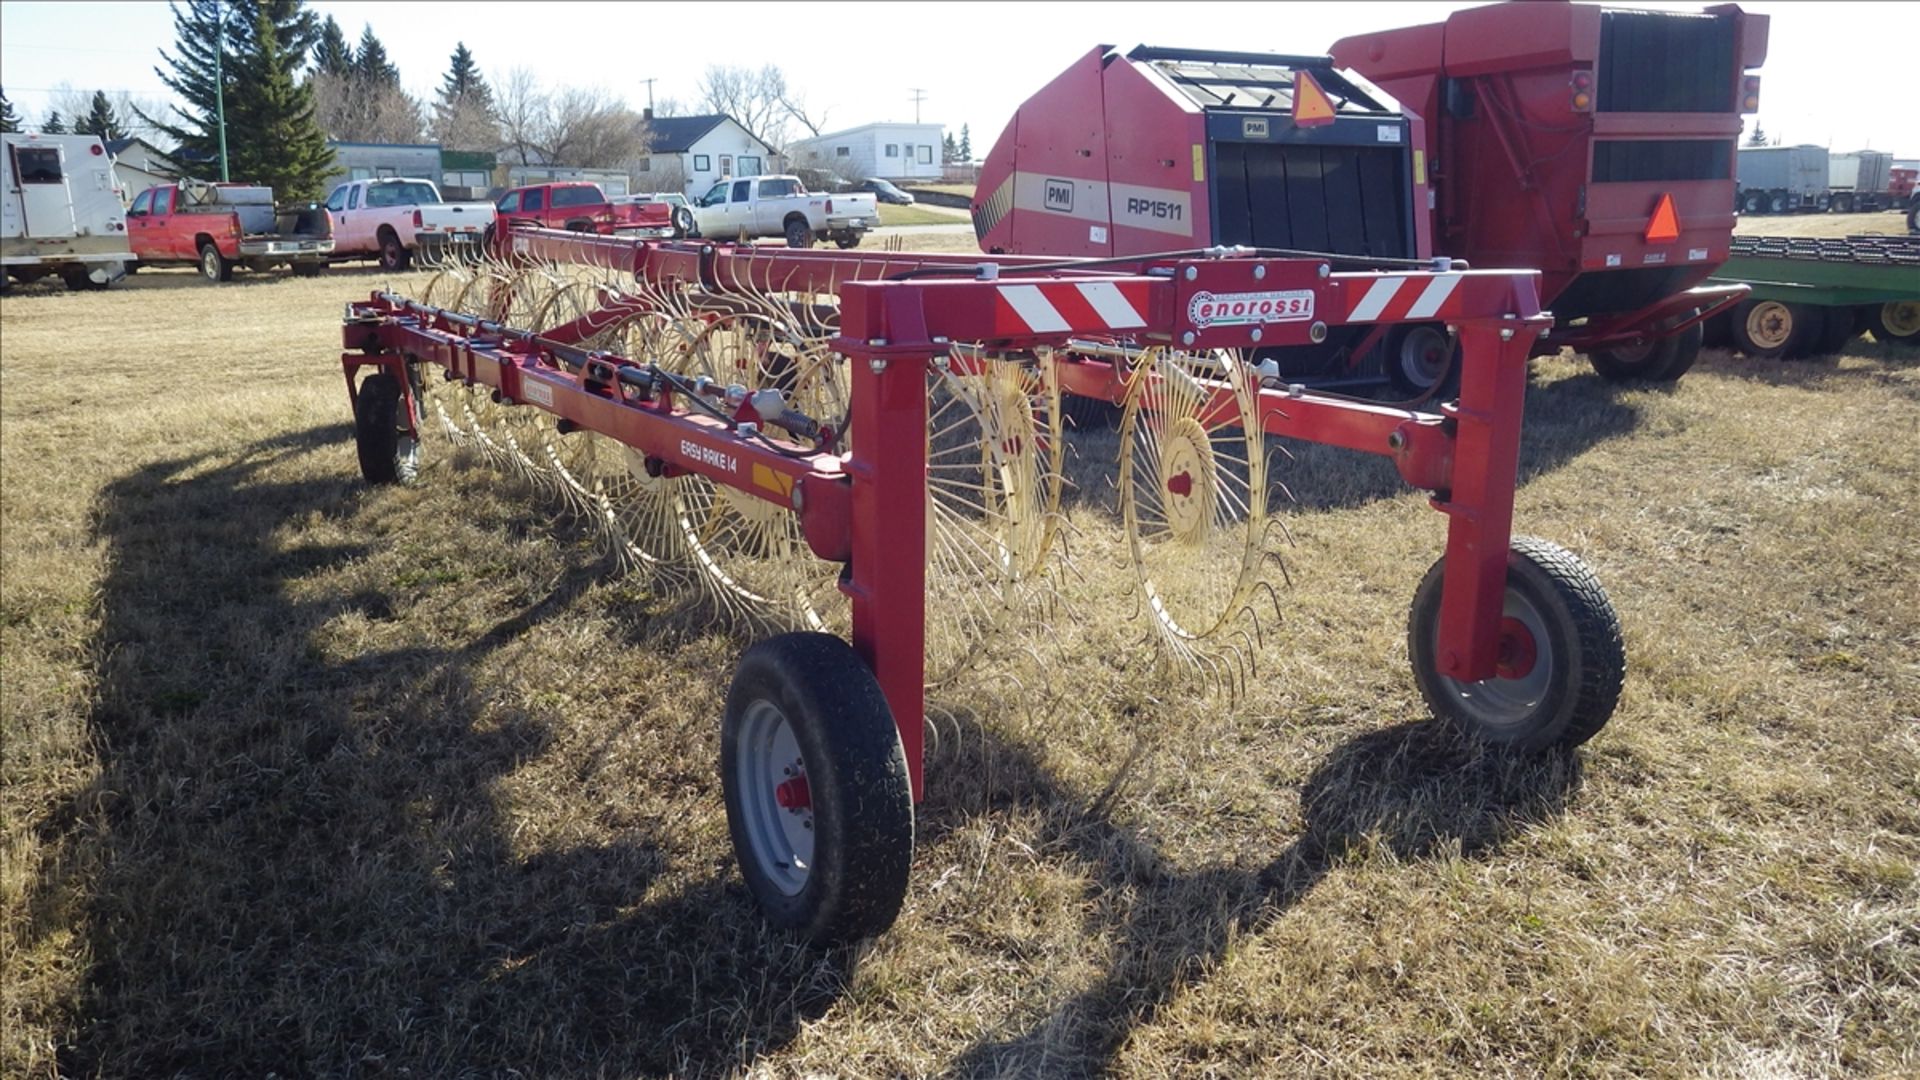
[322,177,495,270]
[692,175,878,248]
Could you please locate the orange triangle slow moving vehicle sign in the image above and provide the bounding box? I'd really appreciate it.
[1292,70,1337,128]
[1645,193,1681,243]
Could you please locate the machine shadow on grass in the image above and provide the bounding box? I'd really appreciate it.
[47,426,858,1078]
[1056,369,1645,519]
[920,709,1584,1078]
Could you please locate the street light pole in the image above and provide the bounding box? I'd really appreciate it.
[214,0,229,181]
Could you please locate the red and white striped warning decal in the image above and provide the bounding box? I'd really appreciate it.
[994,281,1151,336]
[1343,272,1465,324]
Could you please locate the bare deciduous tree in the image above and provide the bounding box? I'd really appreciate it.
[310,70,425,144]
[695,63,828,152]
[493,68,646,168]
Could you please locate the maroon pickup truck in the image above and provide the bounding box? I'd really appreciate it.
[493,182,674,237]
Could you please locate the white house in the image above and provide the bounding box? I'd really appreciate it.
[104,137,182,202]
[787,122,946,182]
[636,114,779,197]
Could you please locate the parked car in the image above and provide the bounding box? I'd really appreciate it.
[856,178,915,205]
[323,177,494,270]
[692,175,879,248]
[127,180,332,282]
[617,192,697,237]
[494,182,674,238]
[2,132,133,290]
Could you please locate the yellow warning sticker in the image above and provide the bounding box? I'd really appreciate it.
[1414,149,1427,186]
[1192,144,1206,184]
[753,462,794,498]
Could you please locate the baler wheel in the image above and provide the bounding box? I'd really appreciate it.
[1116,348,1274,675]
[1589,314,1702,382]
[1384,323,1461,398]
[353,372,419,486]
[721,632,913,943]
[1407,536,1624,751]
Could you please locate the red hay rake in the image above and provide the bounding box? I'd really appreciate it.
[340,227,1625,942]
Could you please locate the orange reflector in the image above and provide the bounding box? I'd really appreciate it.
[1645,193,1681,243]
[1293,70,1337,128]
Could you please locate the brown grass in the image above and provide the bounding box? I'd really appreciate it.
[3,262,1917,1078]
[1734,209,1911,238]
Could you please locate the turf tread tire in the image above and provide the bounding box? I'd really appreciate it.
[721,632,913,944]
[1408,536,1625,752]
[353,372,418,485]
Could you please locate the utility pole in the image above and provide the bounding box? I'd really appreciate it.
[639,77,657,113]
[214,0,229,180]
[908,88,928,124]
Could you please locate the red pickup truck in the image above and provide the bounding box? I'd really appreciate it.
[127,181,332,282]
[493,181,675,238]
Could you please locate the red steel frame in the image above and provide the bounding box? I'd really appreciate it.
[344,228,1553,800]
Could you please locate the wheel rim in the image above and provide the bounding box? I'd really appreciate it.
[1397,326,1451,388]
[1882,302,1920,338]
[734,698,814,897]
[1606,339,1654,365]
[1434,588,1554,732]
[201,248,217,278]
[1745,301,1794,350]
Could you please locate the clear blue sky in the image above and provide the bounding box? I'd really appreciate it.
[0,1,1911,156]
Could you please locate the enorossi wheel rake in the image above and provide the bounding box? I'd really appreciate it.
[342,226,1627,943]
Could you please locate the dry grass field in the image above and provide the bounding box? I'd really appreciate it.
[1735,209,1911,238]
[3,239,1917,1079]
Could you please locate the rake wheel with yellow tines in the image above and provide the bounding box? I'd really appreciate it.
[1116,348,1273,686]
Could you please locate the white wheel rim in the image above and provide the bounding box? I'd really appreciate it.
[1746,301,1793,350]
[735,699,813,896]
[1398,326,1451,386]
[1435,589,1553,732]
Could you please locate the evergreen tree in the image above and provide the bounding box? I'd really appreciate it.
[354,25,399,86]
[0,87,20,134]
[958,123,970,161]
[225,1,333,198]
[431,42,498,149]
[143,1,330,194]
[439,43,488,102]
[77,90,127,141]
[942,131,958,163]
[1745,122,1767,148]
[312,14,352,76]
[139,0,240,168]
[43,111,67,134]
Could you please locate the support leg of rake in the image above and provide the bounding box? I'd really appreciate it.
[841,344,929,802]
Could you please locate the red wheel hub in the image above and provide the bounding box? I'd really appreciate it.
[1166,470,1194,497]
[774,775,811,810]
[1494,616,1538,679]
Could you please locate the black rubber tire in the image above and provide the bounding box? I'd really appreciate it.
[377,230,412,272]
[566,220,595,233]
[1908,200,1919,235]
[60,267,110,291]
[290,261,324,278]
[784,217,815,249]
[1769,192,1789,214]
[198,241,232,283]
[1730,298,1816,359]
[1060,391,1121,431]
[834,232,863,250]
[1870,300,1920,344]
[1408,537,1625,752]
[1808,306,1858,357]
[1701,310,1733,349]
[1833,193,1855,215]
[721,632,913,944]
[671,206,695,237]
[1741,190,1766,215]
[1383,323,1462,399]
[353,372,419,485]
[1589,315,1702,382]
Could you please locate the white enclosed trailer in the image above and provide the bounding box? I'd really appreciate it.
[3,132,134,290]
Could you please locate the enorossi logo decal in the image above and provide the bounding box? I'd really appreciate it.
[1186,289,1315,328]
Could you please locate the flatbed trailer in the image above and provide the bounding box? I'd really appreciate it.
[1707,234,1920,357]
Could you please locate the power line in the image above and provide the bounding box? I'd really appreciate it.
[908,87,927,124]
